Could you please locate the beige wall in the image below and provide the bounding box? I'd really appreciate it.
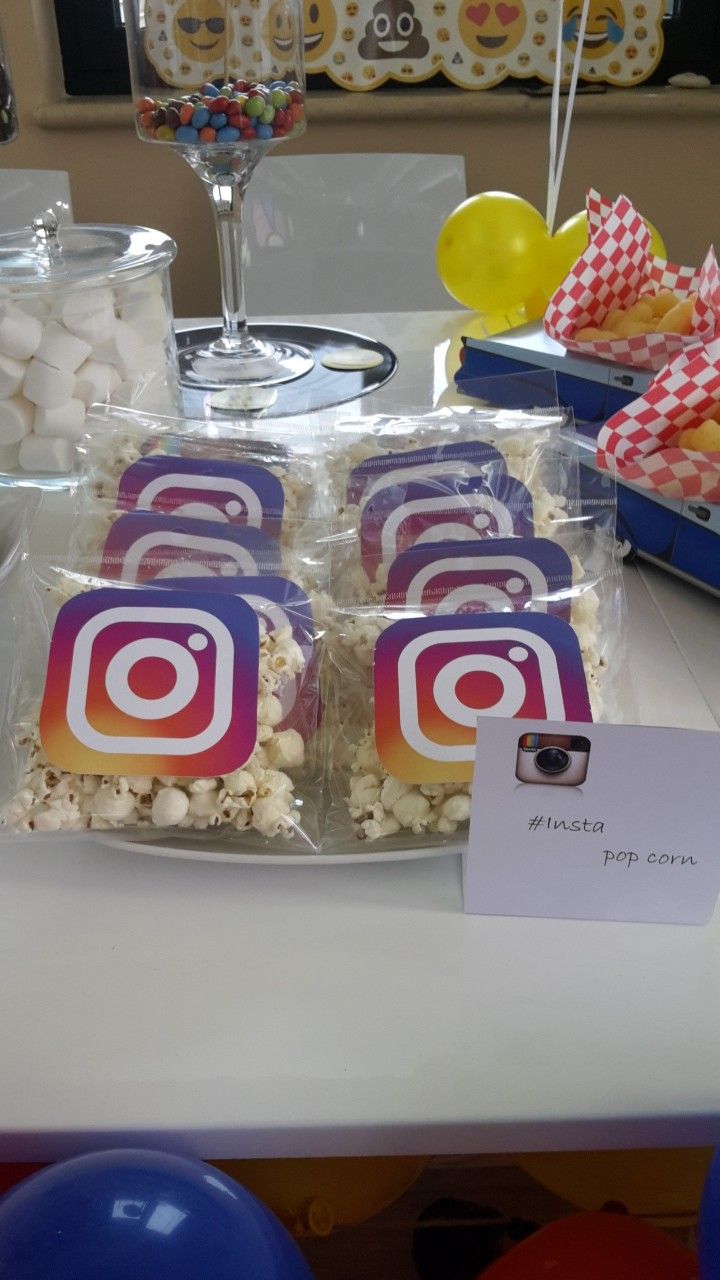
[1,2,718,318]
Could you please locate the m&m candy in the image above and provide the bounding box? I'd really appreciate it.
[135,77,305,146]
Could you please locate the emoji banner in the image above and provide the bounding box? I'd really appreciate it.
[143,0,663,91]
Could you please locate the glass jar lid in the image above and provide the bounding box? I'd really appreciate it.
[0,212,177,286]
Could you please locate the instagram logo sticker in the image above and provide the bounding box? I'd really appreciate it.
[346,441,507,506]
[39,587,260,777]
[100,512,282,583]
[375,614,592,783]
[385,538,573,620]
[361,477,534,580]
[117,456,285,534]
[155,574,319,740]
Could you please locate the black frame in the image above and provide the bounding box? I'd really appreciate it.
[53,0,720,96]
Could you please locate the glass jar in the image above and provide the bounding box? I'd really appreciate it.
[0,214,180,481]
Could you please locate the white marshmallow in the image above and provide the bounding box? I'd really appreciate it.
[124,341,168,376]
[0,303,43,360]
[0,442,20,470]
[35,321,92,374]
[0,395,33,444]
[0,353,27,399]
[74,359,122,407]
[116,274,163,304]
[24,358,76,409]
[61,291,117,344]
[119,294,167,343]
[15,294,52,320]
[34,398,87,441]
[93,319,144,374]
[18,434,75,474]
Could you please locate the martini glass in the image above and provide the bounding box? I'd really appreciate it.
[123,0,311,390]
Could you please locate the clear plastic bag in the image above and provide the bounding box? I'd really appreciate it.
[327,409,583,603]
[0,559,326,851]
[323,513,629,851]
[78,405,329,521]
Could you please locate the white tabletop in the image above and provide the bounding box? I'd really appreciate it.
[2,312,720,1162]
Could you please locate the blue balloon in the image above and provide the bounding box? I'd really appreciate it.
[0,1149,314,1279]
[700,1147,720,1279]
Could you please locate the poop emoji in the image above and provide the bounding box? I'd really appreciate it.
[358,0,429,59]
[303,0,337,60]
[458,2,527,58]
[563,0,625,57]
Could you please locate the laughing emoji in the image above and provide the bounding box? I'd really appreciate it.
[562,0,625,58]
[303,0,337,60]
[458,2,527,58]
[263,0,298,58]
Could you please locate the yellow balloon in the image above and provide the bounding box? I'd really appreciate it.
[545,209,668,297]
[211,1156,428,1237]
[518,1149,711,1222]
[522,288,550,322]
[437,192,551,313]
[443,307,528,386]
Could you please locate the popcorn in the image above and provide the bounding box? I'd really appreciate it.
[2,620,313,843]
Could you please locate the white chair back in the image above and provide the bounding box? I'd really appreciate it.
[0,169,73,232]
[244,153,466,313]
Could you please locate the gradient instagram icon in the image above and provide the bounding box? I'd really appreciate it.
[39,587,259,778]
[375,614,592,783]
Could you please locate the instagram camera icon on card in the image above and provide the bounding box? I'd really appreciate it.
[155,575,319,741]
[345,441,508,507]
[360,476,535,580]
[375,614,592,784]
[39,587,260,778]
[117,455,285,537]
[385,538,573,620]
[100,512,282,583]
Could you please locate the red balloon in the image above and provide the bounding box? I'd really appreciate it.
[481,1212,698,1279]
[0,1165,47,1197]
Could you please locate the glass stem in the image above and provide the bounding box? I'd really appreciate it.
[206,167,266,358]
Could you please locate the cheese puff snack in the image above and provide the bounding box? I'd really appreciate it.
[575,291,698,342]
[678,419,720,452]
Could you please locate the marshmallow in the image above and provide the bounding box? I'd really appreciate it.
[0,303,43,360]
[74,359,122,407]
[119,294,167,343]
[16,295,52,320]
[93,319,144,376]
[18,434,75,474]
[35,321,92,374]
[0,353,27,399]
[125,342,168,376]
[0,442,20,470]
[61,291,117,344]
[34,398,87,441]
[116,274,163,304]
[24,359,76,409]
[0,395,33,444]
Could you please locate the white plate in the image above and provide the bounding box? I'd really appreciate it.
[98,833,463,866]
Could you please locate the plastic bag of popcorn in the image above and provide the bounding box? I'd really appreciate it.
[322,525,629,852]
[0,557,326,852]
[65,493,332,604]
[77,404,331,523]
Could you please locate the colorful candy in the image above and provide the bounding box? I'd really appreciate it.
[135,78,305,145]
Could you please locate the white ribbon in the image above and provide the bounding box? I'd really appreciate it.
[546,0,591,234]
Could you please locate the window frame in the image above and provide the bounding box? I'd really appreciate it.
[53,0,720,97]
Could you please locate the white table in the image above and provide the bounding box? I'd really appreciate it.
[2,312,720,1163]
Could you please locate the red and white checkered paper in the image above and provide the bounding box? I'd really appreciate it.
[544,190,720,373]
[597,337,720,500]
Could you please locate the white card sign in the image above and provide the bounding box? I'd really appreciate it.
[464,719,720,925]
